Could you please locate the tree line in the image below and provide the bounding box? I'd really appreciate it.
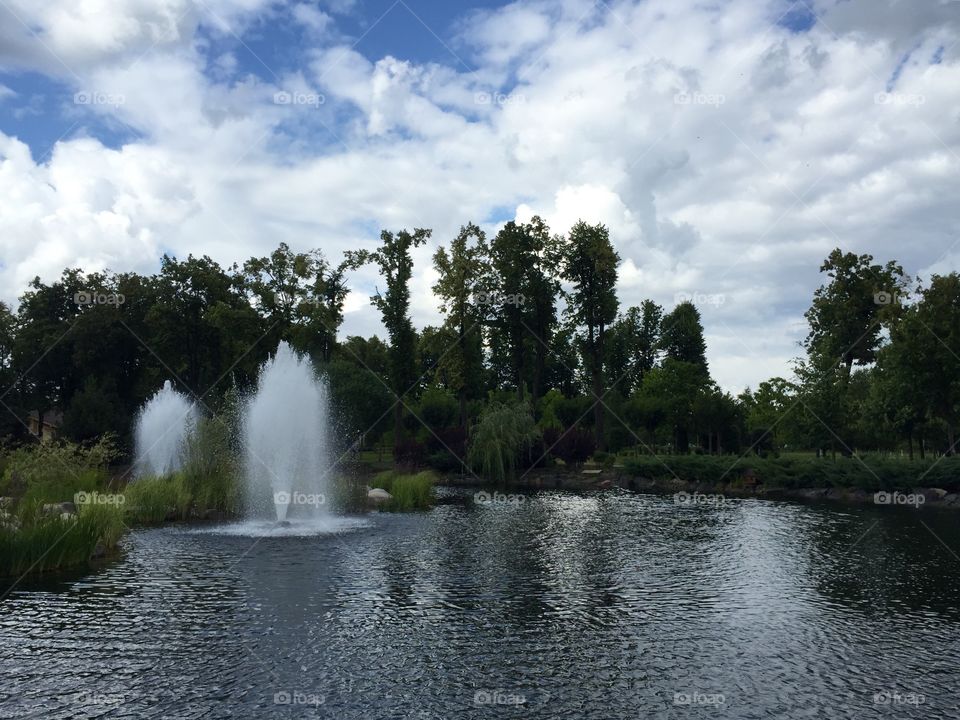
[0,219,957,467]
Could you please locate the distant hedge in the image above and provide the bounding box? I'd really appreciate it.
[622,455,960,492]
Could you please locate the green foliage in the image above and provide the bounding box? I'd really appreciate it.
[124,475,192,524]
[623,454,960,492]
[562,220,619,447]
[0,436,117,506]
[350,228,432,450]
[416,387,459,430]
[606,301,662,396]
[180,417,240,513]
[0,503,125,578]
[467,403,540,483]
[368,470,435,510]
[659,302,708,373]
[804,248,907,370]
[433,223,490,425]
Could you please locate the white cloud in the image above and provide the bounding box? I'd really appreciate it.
[1,0,958,394]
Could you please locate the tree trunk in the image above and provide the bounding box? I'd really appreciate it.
[458,321,469,430]
[591,324,604,451]
[907,431,914,461]
[949,426,956,456]
[393,403,404,455]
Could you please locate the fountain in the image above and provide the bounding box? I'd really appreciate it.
[243,341,332,523]
[133,380,198,478]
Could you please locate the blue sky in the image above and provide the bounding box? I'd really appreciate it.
[0,0,958,391]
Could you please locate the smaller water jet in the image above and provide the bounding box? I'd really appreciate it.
[134,380,198,478]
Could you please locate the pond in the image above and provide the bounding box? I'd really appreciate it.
[1,489,958,719]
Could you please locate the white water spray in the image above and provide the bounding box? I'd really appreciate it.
[134,380,198,478]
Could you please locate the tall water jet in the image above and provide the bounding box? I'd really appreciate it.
[134,380,198,478]
[243,342,332,522]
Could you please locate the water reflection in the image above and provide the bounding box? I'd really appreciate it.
[1,490,959,719]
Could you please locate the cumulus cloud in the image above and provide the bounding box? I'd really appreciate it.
[0,0,958,393]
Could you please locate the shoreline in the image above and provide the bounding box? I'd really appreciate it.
[439,467,960,509]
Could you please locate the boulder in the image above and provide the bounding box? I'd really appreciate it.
[0,511,20,531]
[42,501,77,516]
[367,488,392,503]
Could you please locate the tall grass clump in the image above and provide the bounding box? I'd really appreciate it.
[371,470,436,510]
[180,417,240,514]
[124,474,191,524]
[0,503,125,577]
[467,403,540,483]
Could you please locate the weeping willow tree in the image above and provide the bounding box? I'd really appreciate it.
[467,403,540,483]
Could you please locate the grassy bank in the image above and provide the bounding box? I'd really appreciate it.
[622,454,960,491]
[0,436,127,577]
[0,504,126,577]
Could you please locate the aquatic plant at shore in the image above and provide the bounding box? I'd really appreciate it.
[0,503,125,578]
[371,470,436,510]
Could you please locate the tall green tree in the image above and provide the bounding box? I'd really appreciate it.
[907,273,960,453]
[562,220,620,449]
[659,301,708,375]
[487,216,561,400]
[606,300,662,396]
[433,222,489,428]
[804,248,907,374]
[351,228,431,452]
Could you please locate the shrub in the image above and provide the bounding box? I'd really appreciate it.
[393,437,426,470]
[544,426,596,466]
[621,454,960,492]
[467,403,540,483]
[0,436,117,505]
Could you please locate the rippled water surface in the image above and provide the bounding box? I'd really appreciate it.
[2,489,959,719]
